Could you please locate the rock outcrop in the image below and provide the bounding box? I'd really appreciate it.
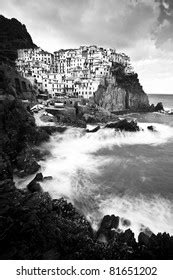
[1,184,173,260]
[94,63,150,112]
[0,15,36,64]
[105,119,140,132]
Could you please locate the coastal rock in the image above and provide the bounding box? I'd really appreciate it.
[120,229,137,248]
[34,172,44,182]
[27,181,42,193]
[94,63,150,113]
[154,102,164,112]
[0,15,36,63]
[138,232,150,246]
[105,119,140,132]
[33,127,50,145]
[105,121,121,129]
[15,149,40,177]
[149,104,155,111]
[86,125,100,133]
[147,125,157,132]
[27,172,44,192]
[97,215,120,242]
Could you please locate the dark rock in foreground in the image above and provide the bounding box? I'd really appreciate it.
[1,179,173,260]
[27,173,43,193]
[97,215,120,242]
[15,148,41,177]
[27,181,42,193]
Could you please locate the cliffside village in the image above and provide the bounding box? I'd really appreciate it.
[16,46,133,103]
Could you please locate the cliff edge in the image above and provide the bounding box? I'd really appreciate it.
[0,15,37,64]
[94,62,149,112]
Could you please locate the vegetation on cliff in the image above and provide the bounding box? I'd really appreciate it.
[0,15,36,64]
[94,62,150,112]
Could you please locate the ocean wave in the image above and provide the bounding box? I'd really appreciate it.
[98,194,173,238]
[15,122,173,237]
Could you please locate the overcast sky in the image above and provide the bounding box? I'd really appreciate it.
[1,0,173,93]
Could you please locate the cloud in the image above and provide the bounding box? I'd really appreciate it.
[1,0,173,93]
[0,0,157,50]
[153,0,173,50]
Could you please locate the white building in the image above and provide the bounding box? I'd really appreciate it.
[16,45,132,99]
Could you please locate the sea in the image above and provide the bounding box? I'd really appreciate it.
[16,94,173,238]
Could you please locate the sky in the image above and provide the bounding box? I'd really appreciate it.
[1,0,173,94]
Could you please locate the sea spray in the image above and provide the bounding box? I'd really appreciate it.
[15,120,173,236]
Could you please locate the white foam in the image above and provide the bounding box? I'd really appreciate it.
[98,194,173,238]
[15,123,173,236]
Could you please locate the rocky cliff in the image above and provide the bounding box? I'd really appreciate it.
[94,63,149,112]
[0,15,37,105]
[0,15,36,64]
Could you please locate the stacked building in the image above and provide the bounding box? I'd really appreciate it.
[16,46,133,99]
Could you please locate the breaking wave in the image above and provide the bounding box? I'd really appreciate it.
[16,121,173,236]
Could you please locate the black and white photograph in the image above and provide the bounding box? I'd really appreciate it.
[0,0,173,270]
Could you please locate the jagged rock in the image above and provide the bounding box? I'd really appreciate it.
[97,215,120,242]
[16,149,40,177]
[105,119,139,132]
[27,179,41,193]
[138,232,150,246]
[118,229,137,249]
[94,64,149,112]
[105,122,120,128]
[149,104,155,111]
[34,173,44,182]
[27,181,42,193]
[154,102,164,111]
[27,172,44,192]
[86,125,100,133]
[52,198,76,218]
[123,229,136,245]
[0,15,36,63]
